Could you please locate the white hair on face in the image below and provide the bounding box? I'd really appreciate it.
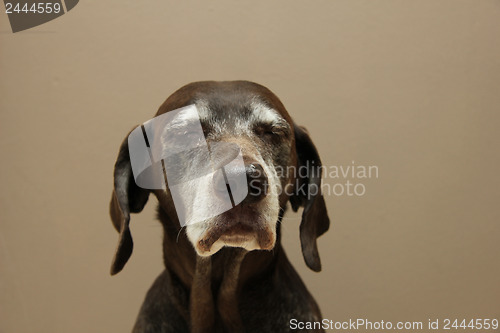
[194,99,226,135]
[193,99,209,119]
[172,106,198,124]
[251,98,290,128]
[250,99,282,124]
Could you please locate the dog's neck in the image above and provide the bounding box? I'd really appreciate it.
[158,205,281,331]
[190,249,247,332]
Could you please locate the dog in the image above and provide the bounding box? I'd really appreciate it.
[109,81,330,332]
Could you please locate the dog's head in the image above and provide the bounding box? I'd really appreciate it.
[109,81,329,275]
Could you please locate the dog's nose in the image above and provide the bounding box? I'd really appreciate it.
[244,163,268,203]
[212,163,268,204]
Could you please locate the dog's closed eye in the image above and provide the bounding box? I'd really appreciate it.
[253,123,290,140]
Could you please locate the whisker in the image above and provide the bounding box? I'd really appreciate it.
[176,226,185,243]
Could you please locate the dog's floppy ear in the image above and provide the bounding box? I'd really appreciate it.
[109,133,150,275]
[290,124,330,272]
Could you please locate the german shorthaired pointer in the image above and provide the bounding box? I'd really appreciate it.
[109,81,330,332]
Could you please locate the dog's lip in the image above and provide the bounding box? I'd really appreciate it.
[198,223,252,252]
[198,221,274,253]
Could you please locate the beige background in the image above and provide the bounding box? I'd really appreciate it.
[1,1,499,332]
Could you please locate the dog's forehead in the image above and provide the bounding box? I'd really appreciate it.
[156,81,293,130]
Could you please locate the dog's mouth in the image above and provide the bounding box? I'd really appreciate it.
[194,206,276,255]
